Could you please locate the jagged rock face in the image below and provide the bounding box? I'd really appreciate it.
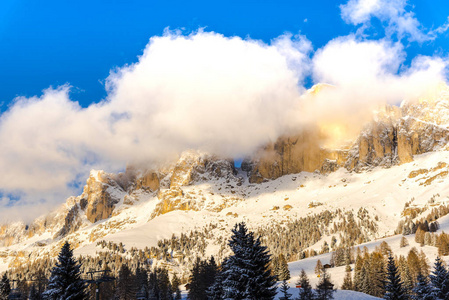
[246,128,349,183]
[246,87,449,181]
[136,171,160,191]
[83,171,122,223]
[345,107,401,171]
[151,187,195,218]
[170,151,236,188]
[0,223,27,247]
[151,151,238,217]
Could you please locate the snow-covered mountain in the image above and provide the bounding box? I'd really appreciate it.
[1,83,449,291]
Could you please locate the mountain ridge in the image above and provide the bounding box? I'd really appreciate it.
[1,84,449,276]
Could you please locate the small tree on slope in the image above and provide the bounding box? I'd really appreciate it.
[42,241,88,300]
[341,264,353,290]
[279,280,292,300]
[383,255,407,300]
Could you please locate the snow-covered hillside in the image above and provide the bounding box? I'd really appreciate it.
[1,146,449,275]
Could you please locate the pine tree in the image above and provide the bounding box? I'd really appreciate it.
[369,251,386,297]
[172,274,182,300]
[411,274,434,300]
[135,267,149,300]
[42,241,87,300]
[383,255,407,300]
[297,269,314,300]
[353,254,363,292]
[245,227,277,300]
[222,222,276,300]
[0,273,11,300]
[115,264,137,300]
[315,260,323,277]
[315,269,335,300]
[429,257,449,300]
[341,265,353,290]
[157,268,172,300]
[188,258,208,300]
[278,254,291,281]
[271,256,280,280]
[148,272,160,300]
[208,259,226,300]
[400,237,409,248]
[279,280,292,300]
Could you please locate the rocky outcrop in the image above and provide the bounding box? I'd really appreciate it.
[246,86,449,182]
[136,171,160,191]
[245,127,350,183]
[150,151,239,218]
[169,150,236,188]
[82,171,123,223]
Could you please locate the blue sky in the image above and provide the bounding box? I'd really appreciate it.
[1,0,448,108]
[1,0,449,221]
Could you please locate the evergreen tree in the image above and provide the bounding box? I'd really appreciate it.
[188,258,207,300]
[315,269,335,300]
[202,257,218,293]
[315,260,323,277]
[148,272,160,300]
[383,255,407,300]
[157,268,172,300]
[271,256,280,280]
[0,273,11,300]
[369,251,386,297]
[341,265,353,290]
[222,222,277,300]
[172,274,182,300]
[353,254,363,292]
[207,259,226,300]
[115,264,137,300]
[135,267,149,299]
[279,280,292,300]
[429,257,449,300]
[42,241,87,300]
[411,274,434,300]
[296,269,314,300]
[278,254,291,281]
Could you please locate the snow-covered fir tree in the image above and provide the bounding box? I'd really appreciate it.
[207,258,226,300]
[383,255,407,300]
[430,256,449,300]
[222,222,277,300]
[412,274,434,300]
[296,269,314,300]
[42,241,87,300]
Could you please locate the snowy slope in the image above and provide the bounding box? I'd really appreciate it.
[1,148,449,278]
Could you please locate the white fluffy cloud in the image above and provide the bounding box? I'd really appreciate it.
[302,35,448,143]
[340,0,448,42]
[0,31,313,221]
[0,28,448,222]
